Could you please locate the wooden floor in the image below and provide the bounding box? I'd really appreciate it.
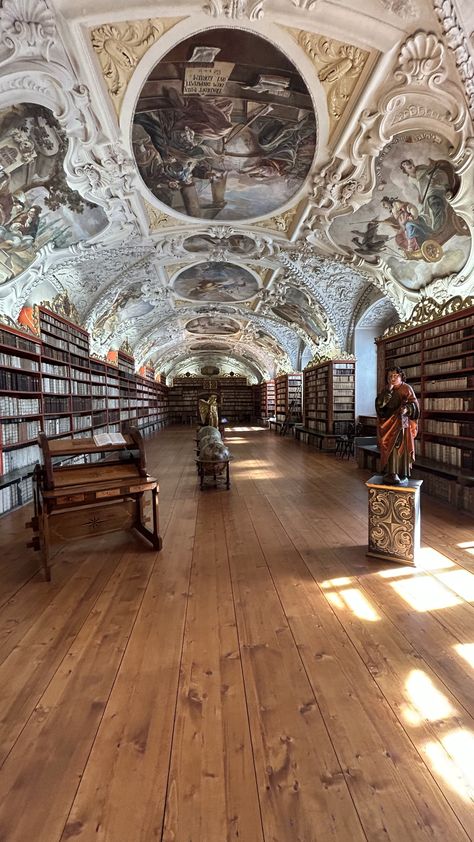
[1,426,474,841]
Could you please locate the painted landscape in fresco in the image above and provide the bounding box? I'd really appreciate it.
[174,261,258,301]
[132,29,317,221]
[185,316,240,335]
[331,133,471,290]
[0,104,106,285]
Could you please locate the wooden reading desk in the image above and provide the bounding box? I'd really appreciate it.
[27,428,162,581]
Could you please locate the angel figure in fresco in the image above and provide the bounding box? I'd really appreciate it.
[199,394,219,428]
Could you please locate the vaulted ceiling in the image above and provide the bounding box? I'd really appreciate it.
[0,0,473,382]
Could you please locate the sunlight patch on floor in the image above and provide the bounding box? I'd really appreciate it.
[425,730,474,801]
[404,670,455,723]
[457,541,474,555]
[454,643,474,669]
[390,575,461,611]
[417,547,456,570]
[321,577,380,620]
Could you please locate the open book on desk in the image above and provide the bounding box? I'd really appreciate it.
[93,432,127,447]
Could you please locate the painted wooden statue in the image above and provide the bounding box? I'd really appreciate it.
[375,366,420,485]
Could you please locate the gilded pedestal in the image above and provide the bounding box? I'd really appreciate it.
[366,475,422,566]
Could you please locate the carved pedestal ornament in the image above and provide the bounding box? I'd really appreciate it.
[366,476,422,566]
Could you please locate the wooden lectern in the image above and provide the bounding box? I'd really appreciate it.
[26,427,162,581]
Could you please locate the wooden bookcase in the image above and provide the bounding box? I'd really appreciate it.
[376,305,474,511]
[168,376,253,424]
[303,360,355,435]
[252,380,276,423]
[274,373,303,426]
[0,314,168,515]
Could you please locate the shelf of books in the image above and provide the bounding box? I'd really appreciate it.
[219,381,253,422]
[0,323,42,514]
[168,376,253,424]
[0,312,169,515]
[303,360,355,435]
[274,373,303,426]
[377,304,474,512]
[252,380,275,423]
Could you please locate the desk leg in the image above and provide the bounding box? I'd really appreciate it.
[151,487,162,550]
[39,507,51,582]
[226,461,230,489]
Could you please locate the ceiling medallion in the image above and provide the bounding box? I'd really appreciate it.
[132,29,317,222]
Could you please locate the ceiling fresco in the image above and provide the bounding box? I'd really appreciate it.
[0,0,473,382]
[132,28,317,221]
[173,262,259,301]
[329,133,472,290]
[0,104,106,285]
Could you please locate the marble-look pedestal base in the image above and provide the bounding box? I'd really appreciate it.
[366,475,423,566]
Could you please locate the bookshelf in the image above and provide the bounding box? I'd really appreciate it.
[252,380,275,423]
[303,361,355,435]
[0,314,169,515]
[376,305,474,511]
[0,324,42,513]
[168,376,253,424]
[274,373,303,426]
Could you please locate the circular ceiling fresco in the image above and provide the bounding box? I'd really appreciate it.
[174,261,259,301]
[132,29,317,221]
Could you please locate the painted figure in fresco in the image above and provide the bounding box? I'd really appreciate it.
[199,394,219,428]
[380,196,434,254]
[375,367,420,485]
[400,158,469,242]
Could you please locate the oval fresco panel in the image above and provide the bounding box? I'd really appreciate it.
[189,341,231,351]
[174,261,258,301]
[183,233,255,255]
[0,103,106,285]
[132,29,317,221]
[330,133,471,291]
[185,316,240,335]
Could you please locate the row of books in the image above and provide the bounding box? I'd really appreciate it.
[424,397,470,411]
[0,370,41,392]
[1,419,41,446]
[0,475,34,514]
[424,377,468,391]
[425,358,474,374]
[44,417,72,436]
[42,362,69,376]
[424,315,473,338]
[0,328,40,355]
[0,396,41,416]
[425,343,474,360]
[423,419,463,436]
[424,442,465,467]
[0,352,39,372]
[42,377,69,394]
[2,444,40,473]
